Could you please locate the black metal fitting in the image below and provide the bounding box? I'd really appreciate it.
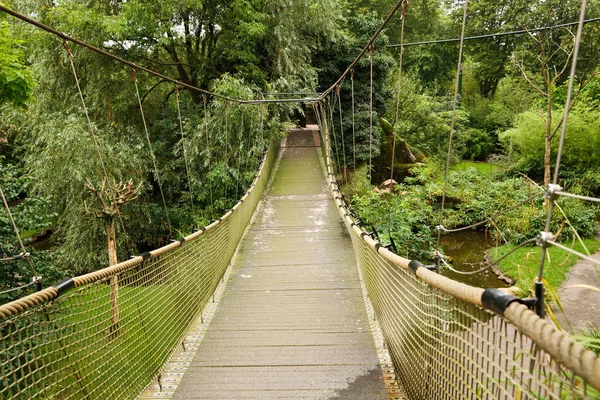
[384,237,398,254]
[368,225,380,241]
[535,281,545,318]
[409,259,438,275]
[408,260,422,275]
[54,278,75,297]
[481,288,532,317]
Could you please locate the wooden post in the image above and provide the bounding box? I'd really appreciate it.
[106,218,120,336]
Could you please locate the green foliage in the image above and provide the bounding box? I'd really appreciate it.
[0,156,62,302]
[0,20,35,107]
[346,166,434,261]
[501,106,600,185]
[315,11,395,171]
[455,128,495,161]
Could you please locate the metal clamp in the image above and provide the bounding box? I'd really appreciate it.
[536,231,554,248]
[545,184,562,201]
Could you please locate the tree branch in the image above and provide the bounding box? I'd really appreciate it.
[512,57,547,96]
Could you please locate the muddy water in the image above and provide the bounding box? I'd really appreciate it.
[439,230,508,289]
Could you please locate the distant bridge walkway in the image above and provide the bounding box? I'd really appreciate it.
[168,129,388,399]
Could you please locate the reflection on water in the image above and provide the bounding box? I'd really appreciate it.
[439,230,509,289]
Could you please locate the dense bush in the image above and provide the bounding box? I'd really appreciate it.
[345,161,598,263]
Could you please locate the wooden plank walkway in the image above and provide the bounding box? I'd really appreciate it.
[171,129,388,399]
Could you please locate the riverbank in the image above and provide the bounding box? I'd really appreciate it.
[490,235,600,333]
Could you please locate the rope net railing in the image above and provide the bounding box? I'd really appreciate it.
[315,103,600,399]
[0,140,280,399]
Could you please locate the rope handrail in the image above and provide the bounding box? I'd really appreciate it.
[0,139,275,320]
[316,100,600,396]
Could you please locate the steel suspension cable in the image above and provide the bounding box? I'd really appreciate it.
[0,185,40,285]
[351,69,356,171]
[132,70,172,238]
[236,104,245,199]
[175,86,195,213]
[203,96,214,217]
[0,5,317,105]
[388,17,600,48]
[391,1,408,182]
[387,1,409,240]
[63,41,133,253]
[368,45,374,182]
[318,0,406,100]
[224,101,230,200]
[328,96,341,174]
[336,86,347,185]
[441,238,537,276]
[63,42,109,180]
[442,192,544,234]
[536,0,589,317]
[435,0,469,271]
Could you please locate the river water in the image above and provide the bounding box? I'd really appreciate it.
[439,230,509,289]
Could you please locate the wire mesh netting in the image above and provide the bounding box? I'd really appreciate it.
[315,102,600,399]
[0,141,279,400]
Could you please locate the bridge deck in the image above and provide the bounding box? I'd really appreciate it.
[171,129,387,399]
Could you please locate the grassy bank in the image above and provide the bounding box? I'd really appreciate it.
[492,237,600,294]
[453,161,498,175]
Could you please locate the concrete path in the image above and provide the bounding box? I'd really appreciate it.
[555,233,600,333]
[172,129,388,399]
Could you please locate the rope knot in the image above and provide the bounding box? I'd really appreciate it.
[62,40,73,56]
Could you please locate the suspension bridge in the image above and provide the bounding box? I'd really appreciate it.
[2,0,600,399]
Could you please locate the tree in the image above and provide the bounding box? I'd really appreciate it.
[460,0,530,97]
[315,11,395,181]
[0,19,35,107]
[510,0,600,186]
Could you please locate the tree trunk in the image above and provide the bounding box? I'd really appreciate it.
[106,218,120,337]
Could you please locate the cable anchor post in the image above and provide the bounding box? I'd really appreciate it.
[434,250,442,274]
[534,231,554,318]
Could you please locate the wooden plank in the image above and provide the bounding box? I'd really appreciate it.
[172,129,388,399]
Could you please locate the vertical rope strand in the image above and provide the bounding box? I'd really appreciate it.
[236,105,245,199]
[63,42,109,181]
[336,86,347,185]
[224,101,230,200]
[328,96,341,174]
[388,1,408,240]
[391,1,408,184]
[369,45,374,182]
[537,0,589,317]
[132,70,172,237]
[351,69,356,171]
[0,185,39,281]
[64,41,132,255]
[175,86,195,214]
[203,96,214,218]
[435,0,469,268]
